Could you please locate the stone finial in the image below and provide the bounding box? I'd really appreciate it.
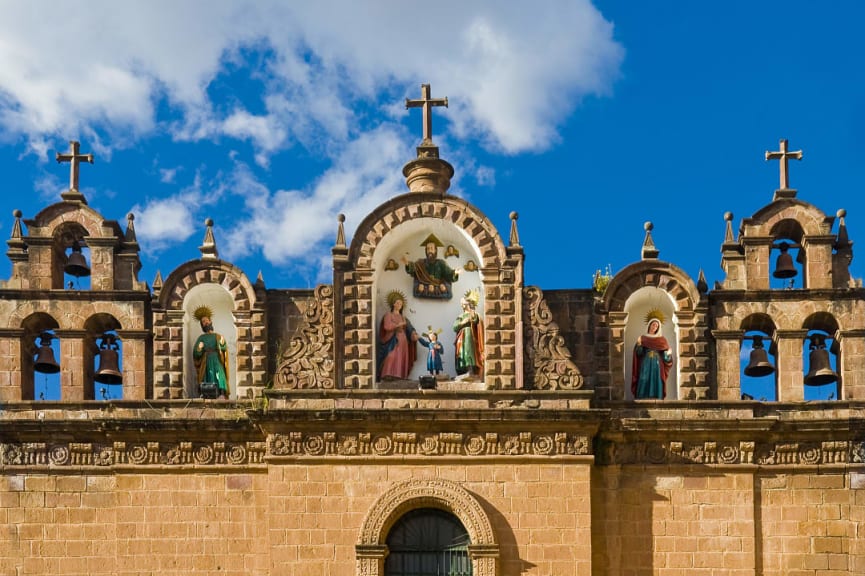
[697,268,708,294]
[152,270,163,301]
[199,218,219,260]
[6,209,26,256]
[255,270,265,288]
[835,208,852,249]
[641,221,659,260]
[120,212,141,254]
[335,213,346,249]
[723,211,735,244]
[56,140,94,204]
[402,83,454,194]
[765,138,802,199]
[509,211,521,247]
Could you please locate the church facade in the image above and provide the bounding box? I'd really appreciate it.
[0,97,863,575]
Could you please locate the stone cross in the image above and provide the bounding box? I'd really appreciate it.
[56,141,94,192]
[765,138,802,190]
[406,84,448,143]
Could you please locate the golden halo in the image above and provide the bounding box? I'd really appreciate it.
[462,288,480,307]
[385,289,407,309]
[644,308,666,325]
[193,305,214,322]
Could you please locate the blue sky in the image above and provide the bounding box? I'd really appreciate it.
[0,2,859,399]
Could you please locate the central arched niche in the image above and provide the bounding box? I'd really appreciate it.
[623,286,679,400]
[183,283,237,399]
[372,216,484,383]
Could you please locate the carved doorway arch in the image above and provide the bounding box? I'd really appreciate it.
[357,479,499,576]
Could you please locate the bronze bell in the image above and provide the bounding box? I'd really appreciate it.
[64,240,91,278]
[34,332,60,374]
[804,333,838,386]
[744,335,775,377]
[773,242,797,279]
[94,333,122,385]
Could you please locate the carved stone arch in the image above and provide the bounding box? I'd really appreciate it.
[27,202,125,290]
[159,260,257,313]
[748,198,833,238]
[153,260,262,400]
[357,478,499,576]
[598,261,705,401]
[338,192,522,389]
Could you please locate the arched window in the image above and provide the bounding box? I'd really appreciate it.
[385,508,472,576]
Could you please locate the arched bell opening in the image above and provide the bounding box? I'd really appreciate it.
[769,219,805,289]
[802,311,840,401]
[84,315,123,400]
[53,223,92,290]
[21,313,62,400]
[739,331,777,401]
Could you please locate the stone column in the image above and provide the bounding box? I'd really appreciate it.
[55,329,87,400]
[0,330,24,401]
[117,329,149,400]
[836,329,865,400]
[802,235,836,290]
[712,330,743,401]
[742,237,772,291]
[775,329,807,402]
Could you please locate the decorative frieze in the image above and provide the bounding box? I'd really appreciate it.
[269,430,591,458]
[598,438,863,467]
[0,440,267,469]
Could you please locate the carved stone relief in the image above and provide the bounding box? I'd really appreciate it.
[274,284,335,389]
[523,286,584,389]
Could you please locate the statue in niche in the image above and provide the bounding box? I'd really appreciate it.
[193,306,230,399]
[401,233,460,300]
[377,290,419,381]
[453,289,484,380]
[631,310,672,399]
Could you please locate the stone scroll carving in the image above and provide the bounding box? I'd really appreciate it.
[523,286,584,389]
[275,284,335,389]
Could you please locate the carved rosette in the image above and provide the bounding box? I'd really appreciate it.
[523,286,584,389]
[275,284,335,389]
[268,431,590,458]
[597,439,859,467]
[0,441,266,469]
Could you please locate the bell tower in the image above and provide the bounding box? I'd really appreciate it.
[0,141,150,402]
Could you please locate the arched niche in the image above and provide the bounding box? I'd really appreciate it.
[372,217,485,383]
[623,286,679,400]
[357,479,499,576]
[183,283,237,399]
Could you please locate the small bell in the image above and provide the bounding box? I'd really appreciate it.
[773,242,797,279]
[744,335,775,377]
[64,240,91,278]
[34,332,60,374]
[804,333,838,386]
[94,333,122,385]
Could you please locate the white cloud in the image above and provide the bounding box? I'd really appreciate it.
[0,1,622,157]
[221,125,408,280]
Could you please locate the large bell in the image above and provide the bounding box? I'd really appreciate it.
[773,242,797,279]
[94,333,122,385]
[744,335,775,377]
[34,332,60,374]
[64,240,91,278]
[804,333,838,386]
